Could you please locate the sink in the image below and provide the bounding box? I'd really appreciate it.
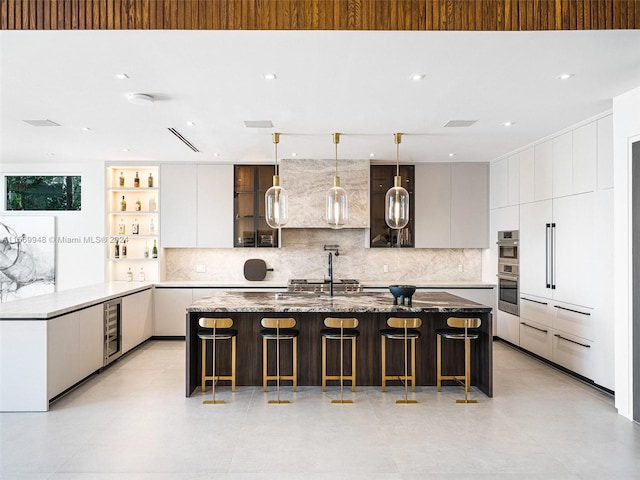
[287,279,362,294]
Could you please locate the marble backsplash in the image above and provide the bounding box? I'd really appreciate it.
[163,229,482,283]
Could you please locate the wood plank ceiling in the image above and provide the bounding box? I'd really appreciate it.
[1,0,638,31]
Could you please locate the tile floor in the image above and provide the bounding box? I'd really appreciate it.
[1,340,639,479]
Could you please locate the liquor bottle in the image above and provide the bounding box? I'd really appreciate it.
[134,171,140,188]
[119,171,125,187]
[120,195,127,211]
[144,241,149,258]
[148,173,154,188]
[118,219,125,234]
[149,217,155,234]
[114,239,120,259]
[126,267,133,282]
[138,267,145,282]
[121,239,127,258]
[148,197,157,211]
[152,239,158,259]
[132,219,139,235]
[135,198,142,211]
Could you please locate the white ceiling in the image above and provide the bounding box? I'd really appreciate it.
[1,29,640,165]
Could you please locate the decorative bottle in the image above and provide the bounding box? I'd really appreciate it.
[120,195,126,211]
[114,239,120,259]
[152,240,158,259]
[144,241,149,258]
[119,171,125,187]
[118,219,125,234]
[138,267,145,282]
[126,267,133,282]
[121,239,127,258]
[132,219,139,235]
[148,173,154,188]
[134,171,140,188]
[148,197,157,211]
[149,217,155,234]
[135,198,141,211]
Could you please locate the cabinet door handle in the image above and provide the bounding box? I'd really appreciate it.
[551,223,556,289]
[554,334,591,348]
[553,305,591,316]
[545,223,551,288]
[521,297,548,306]
[520,322,548,333]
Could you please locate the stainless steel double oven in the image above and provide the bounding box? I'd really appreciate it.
[497,230,519,316]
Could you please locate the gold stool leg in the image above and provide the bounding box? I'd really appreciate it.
[397,321,417,404]
[332,321,353,404]
[351,337,357,393]
[263,337,268,392]
[437,334,442,392]
[201,338,207,393]
[322,336,327,392]
[203,326,225,405]
[268,323,290,404]
[231,336,236,392]
[381,335,386,392]
[292,336,297,393]
[456,328,477,404]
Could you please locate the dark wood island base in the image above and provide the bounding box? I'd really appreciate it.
[186,292,493,397]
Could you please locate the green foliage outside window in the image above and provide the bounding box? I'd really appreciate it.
[6,176,81,211]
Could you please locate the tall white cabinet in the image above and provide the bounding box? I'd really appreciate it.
[491,114,614,391]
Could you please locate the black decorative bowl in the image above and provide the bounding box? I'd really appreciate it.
[389,285,416,306]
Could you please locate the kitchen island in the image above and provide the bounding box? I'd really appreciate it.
[186,291,493,397]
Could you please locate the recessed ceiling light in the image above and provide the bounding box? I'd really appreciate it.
[127,93,154,106]
[262,73,277,80]
[558,73,574,80]
[186,121,196,127]
[82,127,91,131]
[115,73,129,80]
[410,74,425,81]
[123,148,130,152]
[370,153,375,157]
[502,121,515,127]
[213,153,220,157]
[448,153,455,157]
[291,153,297,157]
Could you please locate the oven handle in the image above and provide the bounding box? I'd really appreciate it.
[497,273,519,280]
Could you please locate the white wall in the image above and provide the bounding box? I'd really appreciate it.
[613,85,640,421]
[0,161,105,293]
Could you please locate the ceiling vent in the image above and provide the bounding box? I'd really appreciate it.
[444,120,477,128]
[244,120,273,128]
[167,128,199,152]
[23,119,61,127]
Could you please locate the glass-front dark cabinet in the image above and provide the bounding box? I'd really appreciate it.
[234,165,278,248]
[370,164,415,248]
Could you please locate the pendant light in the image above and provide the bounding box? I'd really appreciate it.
[326,133,348,228]
[385,132,410,230]
[265,133,289,228]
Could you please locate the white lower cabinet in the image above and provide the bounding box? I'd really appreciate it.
[519,318,552,360]
[552,329,594,379]
[48,312,81,400]
[78,304,105,380]
[122,289,153,353]
[496,310,519,346]
[153,288,193,336]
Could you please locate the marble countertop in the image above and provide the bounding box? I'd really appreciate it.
[0,282,154,320]
[157,280,495,289]
[187,291,492,314]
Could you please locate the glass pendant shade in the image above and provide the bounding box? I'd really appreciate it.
[385,176,410,229]
[326,176,348,229]
[265,175,288,228]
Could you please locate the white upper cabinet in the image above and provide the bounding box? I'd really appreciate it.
[161,164,197,247]
[519,147,535,204]
[597,115,614,190]
[572,122,597,194]
[160,164,233,248]
[534,140,553,201]
[507,154,520,206]
[552,132,573,198]
[414,163,451,247]
[490,158,508,209]
[415,163,488,248]
[519,199,552,299]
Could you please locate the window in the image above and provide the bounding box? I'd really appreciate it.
[6,176,81,211]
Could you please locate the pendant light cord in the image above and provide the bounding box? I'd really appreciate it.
[333,133,340,177]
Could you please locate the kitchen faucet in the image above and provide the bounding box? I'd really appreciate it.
[323,245,340,296]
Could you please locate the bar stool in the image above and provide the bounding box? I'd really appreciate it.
[436,317,482,404]
[321,317,359,404]
[260,317,298,404]
[198,317,237,405]
[380,317,422,404]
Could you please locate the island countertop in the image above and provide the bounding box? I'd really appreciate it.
[187,291,492,313]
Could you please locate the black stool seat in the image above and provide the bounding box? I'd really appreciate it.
[259,328,299,340]
[198,328,238,340]
[380,328,421,340]
[435,328,479,340]
[320,328,360,340]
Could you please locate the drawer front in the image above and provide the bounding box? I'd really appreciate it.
[519,294,552,327]
[497,310,520,346]
[519,319,552,360]
[552,330,594,379]
[552,302,593,340]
